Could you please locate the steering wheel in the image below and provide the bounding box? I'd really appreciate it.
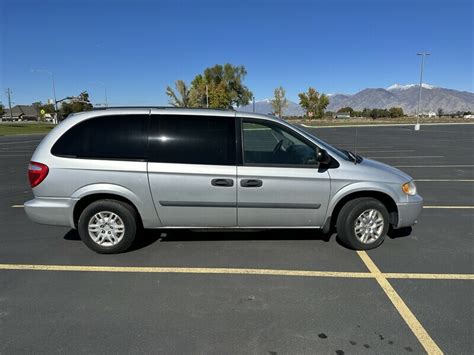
[272,140,284,155]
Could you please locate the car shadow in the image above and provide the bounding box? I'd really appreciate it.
[157,228,332,243]
[387,226,413,239]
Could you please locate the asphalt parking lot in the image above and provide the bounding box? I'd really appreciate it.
[0,124,472,354]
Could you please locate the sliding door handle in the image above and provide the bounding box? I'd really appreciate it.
[240,179,263,188]
[211,178,234,187]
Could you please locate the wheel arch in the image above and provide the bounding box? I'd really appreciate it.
[72,193,143,228]
[327,190,399,230]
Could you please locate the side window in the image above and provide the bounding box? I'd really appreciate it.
[51,115,148,160]
[242,120,317,166]
[148,115,236,165]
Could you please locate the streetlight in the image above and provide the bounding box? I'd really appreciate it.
[32,69,58,122]
[89,81,108,107]
[415,52,430,131]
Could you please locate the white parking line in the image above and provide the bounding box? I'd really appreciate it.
[423,206,474,209]
[301,122,474,129]
[415,179,474,182]
[368,156,443,159]
[395,165,474,168]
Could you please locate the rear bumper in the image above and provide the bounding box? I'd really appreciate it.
[24,197,75,228]
[395,195,423,228]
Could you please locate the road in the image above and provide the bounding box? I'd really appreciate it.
[0,124,472,354]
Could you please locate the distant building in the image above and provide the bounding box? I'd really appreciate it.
[421,111,437,118]
[335,112,351,119]
[2,105,40,121]
[463,114,474,119]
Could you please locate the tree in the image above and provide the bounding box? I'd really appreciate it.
[167,64,253,109]
[389,107,404,118]
[298,87,329,119]
[271,86,288,117]
[337,107,354,115]
[59,91,93,118]
[437,108,444,117]
[0,103,4,116]
[166,80,191,107]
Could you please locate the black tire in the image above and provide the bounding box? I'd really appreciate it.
[78,199,138,254]
[336,197,389,250]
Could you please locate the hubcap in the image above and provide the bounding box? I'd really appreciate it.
[88,211,125,247]
[354,209,384,244]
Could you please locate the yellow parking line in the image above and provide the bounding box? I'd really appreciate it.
[0,264,372,278]
[385,273,474,280]
[423,206,474,209]
[357,251,443,355]
[0,264,472,281]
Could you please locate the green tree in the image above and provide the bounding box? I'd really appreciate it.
[169,64,253,109]
[298,87,329,119]
[60,91,93,118]
[437,108,444,117]
[389,107,404,118]
[337,106,354,115]
[166,80,191,107]
[0,103,4,116]
[270,86,288,117]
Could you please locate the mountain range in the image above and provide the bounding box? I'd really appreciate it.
[238,84,474,116]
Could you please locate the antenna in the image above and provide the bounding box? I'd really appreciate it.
[354,127,358,164]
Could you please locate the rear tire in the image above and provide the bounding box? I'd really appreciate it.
[336,197,389,250]
[78,199,138,254]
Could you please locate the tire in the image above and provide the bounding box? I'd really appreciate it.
[78,199,138,254]
[336,197,389,250]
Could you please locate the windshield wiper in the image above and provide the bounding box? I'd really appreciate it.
[340,149,362,164]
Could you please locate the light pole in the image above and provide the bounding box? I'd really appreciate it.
[32,69,58,122]
[415,52,430,131]
[90,81,108,107]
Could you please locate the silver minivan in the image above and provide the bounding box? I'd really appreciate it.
[25,108,422,253]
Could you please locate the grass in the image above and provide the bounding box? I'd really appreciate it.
[0,122,56,136]
[286,116,473,127]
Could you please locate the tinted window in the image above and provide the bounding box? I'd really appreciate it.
[51,115,148,160]
[242,120,317,166]
[149,115,236,165]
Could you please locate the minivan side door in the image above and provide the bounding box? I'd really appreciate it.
[147,112,237,227]
[237,118,331,227]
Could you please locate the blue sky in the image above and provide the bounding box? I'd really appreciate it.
[1,0,472,106]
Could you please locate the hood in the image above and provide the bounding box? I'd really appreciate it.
[357,158,413,184]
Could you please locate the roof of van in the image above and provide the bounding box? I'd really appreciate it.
[88,106,282,121]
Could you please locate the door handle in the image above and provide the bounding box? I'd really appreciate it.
[211,178,234,187]
[240,179,263,188]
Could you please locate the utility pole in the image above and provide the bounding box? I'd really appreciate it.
[252,96,255,113]
[5,88,13,121]
[415,52,430,131]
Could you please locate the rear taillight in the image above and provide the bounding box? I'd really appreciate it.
[28,161,49,188]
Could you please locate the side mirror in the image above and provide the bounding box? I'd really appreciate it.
[316,148,331,164]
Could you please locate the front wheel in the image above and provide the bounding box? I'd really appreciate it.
[78,199,138,254]
[336,197,389,250]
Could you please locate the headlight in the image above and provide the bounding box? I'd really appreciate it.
[402,181,417,196]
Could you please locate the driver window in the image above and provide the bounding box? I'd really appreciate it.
[242,120,317,166]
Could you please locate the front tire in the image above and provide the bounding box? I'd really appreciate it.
[336,197,389,250]
[78,199,138,254]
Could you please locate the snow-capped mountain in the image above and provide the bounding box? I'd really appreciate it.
[238,84,473,116]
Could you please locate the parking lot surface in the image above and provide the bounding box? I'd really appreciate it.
[0,124,473,354]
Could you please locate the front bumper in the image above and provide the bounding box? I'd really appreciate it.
[395,195,423,228]
[24,197,75,228]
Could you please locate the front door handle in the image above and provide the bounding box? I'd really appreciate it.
[211,178,234,187]
[240,179,263,188]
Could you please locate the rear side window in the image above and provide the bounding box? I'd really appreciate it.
[51,115,148,160]
[148,115,236,165]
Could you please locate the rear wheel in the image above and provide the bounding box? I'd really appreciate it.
[336,197,389,250]
[78,199,138,254]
